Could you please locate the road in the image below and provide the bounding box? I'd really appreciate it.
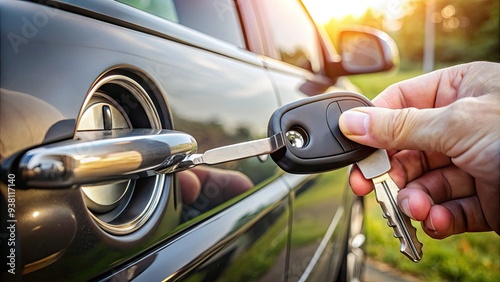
[363,259,420,282]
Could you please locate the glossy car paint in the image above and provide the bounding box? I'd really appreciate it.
[0,0,368,281]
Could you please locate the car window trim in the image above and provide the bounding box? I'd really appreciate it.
[235,0,264,54]
[250,0,327,77]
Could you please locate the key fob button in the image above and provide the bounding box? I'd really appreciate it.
[338,100,367,112]
[338,99,368,150]
[326,102,356,152]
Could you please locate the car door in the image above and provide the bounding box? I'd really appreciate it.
[87,0,297,280]
[1,0,293,280]
[118,0,294,280]
[2,0,383,280]
[249,0,357,280]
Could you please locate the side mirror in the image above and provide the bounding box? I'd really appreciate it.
[326,26,399,78]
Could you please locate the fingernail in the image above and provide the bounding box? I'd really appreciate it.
[340,110,369,136]
[400,198,413,218]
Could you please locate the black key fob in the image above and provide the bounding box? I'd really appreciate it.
[268,92,376,174]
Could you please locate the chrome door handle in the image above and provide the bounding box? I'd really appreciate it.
[1,129,197,188]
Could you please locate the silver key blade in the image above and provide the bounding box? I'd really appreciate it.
[357,149,423,262]
[356,148,390,179]
[373,174,423,262]
[178,132,286,169]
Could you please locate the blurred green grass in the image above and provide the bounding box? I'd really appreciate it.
[349,70,500,282]
[365,193,499,282]
[348,69,424,100]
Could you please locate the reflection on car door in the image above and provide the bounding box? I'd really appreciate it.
[253,0,353,280]
[108,0,294,280]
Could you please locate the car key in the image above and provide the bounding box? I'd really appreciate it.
[178,92,376,172]
[178,132,286,170]
[176,91,422,263]
[357,149,423,262]
[266,92,423,262]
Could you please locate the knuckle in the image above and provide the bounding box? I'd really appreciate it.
[440,98,486,154]
[442,99,470,127]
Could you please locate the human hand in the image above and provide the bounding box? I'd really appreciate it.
[177,166,253,205]
[339,62,500,239]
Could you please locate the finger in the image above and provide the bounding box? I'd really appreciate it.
[382,62,500,109]
[398,190,491,239]
[404,165,475,204]
[421,204,454,239]
[422,197,491,239]
[397,188,433,222]
[348,165,374,196]
[395,166,480,238]
[222,170,254,199]
[339,100,491,159]
[339,106,445,152]
[349,150,451,197]
[176,170,201,205]
[456,62,500,100]
[395,165,474,220]
[190,166,253,200]
[441,196,492,234]
[475,181,500,234]
[389,150,452,188]
[341,95,500,158]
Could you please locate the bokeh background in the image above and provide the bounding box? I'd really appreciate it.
[303,0,499,281]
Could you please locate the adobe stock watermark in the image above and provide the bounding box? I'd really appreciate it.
[5,174,17,275]
[213,0,233,21]
[181,170,233,221]
[7,1,60,54]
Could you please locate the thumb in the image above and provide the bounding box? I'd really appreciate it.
[339,107,446,152]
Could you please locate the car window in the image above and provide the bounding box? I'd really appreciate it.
[118,0,178,22]
[257,0,323,73]
[118,0,245,48]
[173,0,245,48]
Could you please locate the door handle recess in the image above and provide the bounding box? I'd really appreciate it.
[1,129,197,188]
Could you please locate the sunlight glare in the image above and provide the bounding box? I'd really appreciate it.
[303,0,409,24]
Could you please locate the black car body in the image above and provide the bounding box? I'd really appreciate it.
[0,0,398,281]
